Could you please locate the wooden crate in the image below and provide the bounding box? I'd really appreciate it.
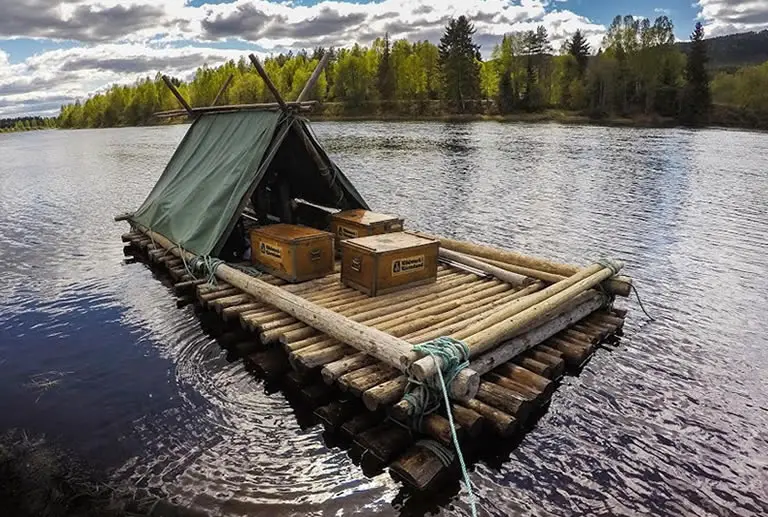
[250,224,334,283]
[331,209,404,248]
[340,232,438,296]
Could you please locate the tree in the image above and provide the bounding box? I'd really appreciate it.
[566,30,591,77]
[377,33,395,100]
[682,22,711,125]
[498,69,516,113]
[522,26,552,110]
[438,16,481,112]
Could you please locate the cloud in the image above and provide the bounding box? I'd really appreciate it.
[697,0,768,36]
[0,43,245,117]
[0,0,612,116]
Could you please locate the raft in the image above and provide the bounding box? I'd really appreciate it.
[115,57,632,494]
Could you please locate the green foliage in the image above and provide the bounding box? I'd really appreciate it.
[47,14,757,128]
[681,22,712,124]
[0,116,55,131]
[438,16,481,112]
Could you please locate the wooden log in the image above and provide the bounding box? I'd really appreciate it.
[338,364,382,392]
[222,302,264,321]
[439,248,531,286]
[475,381,532,421]
[451,404,483,438]
[390,444,449,491]
[296,51,331,102]
[211,74,234,106]
[289,279,510,357]
[354,423,412,468]
[314,400,360,432]
[410,291,608,396]
[291,344,351,372]
[153,102,316,118]
[321,353,377,385]
[248,348,290,378]
[462,399,517,437]
[347,366,400,397]
[485,373,542,401]
[162,75,193,115]
[513,357,552,377]
[299,383,333,407]
[137,227,422,381]
[249,54,287,110]
[340,412,384,440]
[362,376,408,411]
[414,231,633,297]
[211,294,253,313]
[493,363,551,394]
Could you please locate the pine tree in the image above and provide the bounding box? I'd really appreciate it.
[377,33,395,101]
[498,68,516,113]
[682,22,711,125]
[567,30,591,77]
[438,16,481,112]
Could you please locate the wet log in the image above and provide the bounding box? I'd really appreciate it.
[390,444,450,491]
[485,373,541,401]
[314,400,361,432]
[513,357,552,377]
[450,404,484,437]
[461,399,517,437]
[493,363,551,394]
[340,411,384,440]
[248,348,290,378]
[299,383,333,407]
[355,422,412,469]
[475,381,532,421]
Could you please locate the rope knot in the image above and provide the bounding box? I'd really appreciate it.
[596,257,621,275]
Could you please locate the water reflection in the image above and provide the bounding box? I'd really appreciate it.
[1,122,767,516]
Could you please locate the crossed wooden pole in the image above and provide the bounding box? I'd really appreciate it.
[156,51,331,119]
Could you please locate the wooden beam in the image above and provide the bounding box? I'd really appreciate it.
[153,102,316,118]
[296,51,331,102]
[161,75,193,115]
[248,53,288,110]
[211,74,234,106]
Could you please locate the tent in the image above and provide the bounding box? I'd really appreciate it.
[130,109,369,258]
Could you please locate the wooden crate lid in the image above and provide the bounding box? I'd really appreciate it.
[331,209,401,225]
[341,232,436,253]
[251,224,331,242]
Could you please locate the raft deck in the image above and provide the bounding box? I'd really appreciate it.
[122,228,626,491]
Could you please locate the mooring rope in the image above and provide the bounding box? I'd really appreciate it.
[596,257,656,321]
[630,284,656,321]
[405,337,478,517]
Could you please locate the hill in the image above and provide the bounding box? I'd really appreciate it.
[677,30,768,70]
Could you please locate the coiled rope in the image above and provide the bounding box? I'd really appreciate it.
[405,337,478,517]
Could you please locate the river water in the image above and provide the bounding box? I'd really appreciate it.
[0,122,766,516]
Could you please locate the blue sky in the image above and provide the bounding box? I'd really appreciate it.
[1,0,766,117]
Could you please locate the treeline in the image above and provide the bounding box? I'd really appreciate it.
[54,14,764,129]
[0,116,56,132]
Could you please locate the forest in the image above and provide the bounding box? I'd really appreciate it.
[48,15,768,130]
[0,116,57,132]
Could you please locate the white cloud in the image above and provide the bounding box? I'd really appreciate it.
[0,0,610,116]
[697,0,768,37]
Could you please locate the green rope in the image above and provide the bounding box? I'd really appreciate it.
[405,337,478,517]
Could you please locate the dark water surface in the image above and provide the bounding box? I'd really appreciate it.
[1,122,766,516]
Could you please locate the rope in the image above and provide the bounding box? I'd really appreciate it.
[596,257,622,275]
[416,439,454,466]
[630,283,656,321]
[405,337,477,517]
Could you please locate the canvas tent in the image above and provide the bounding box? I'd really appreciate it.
[130,110,368,257]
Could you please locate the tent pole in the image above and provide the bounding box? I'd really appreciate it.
[162,75,193,115]
[211,74,234,106]
[248,54,288,111]
[296,52,331,103]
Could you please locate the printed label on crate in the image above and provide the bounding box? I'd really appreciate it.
[337,225,359,239]
[391,255,424,276]
[259,240,282,259]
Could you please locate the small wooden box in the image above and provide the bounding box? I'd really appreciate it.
[340,232,438,296]
[331,209,404,248]
[250,224,334,283]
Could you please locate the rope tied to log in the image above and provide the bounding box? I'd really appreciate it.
[404,337,477,517]
[596,257,622,276]
[179,252,225,286]
[415,439,454,466]
[596,258,656,321]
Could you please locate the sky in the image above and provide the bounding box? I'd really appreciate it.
[1,0,767,118]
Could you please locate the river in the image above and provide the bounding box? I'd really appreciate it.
[0,121,766,516]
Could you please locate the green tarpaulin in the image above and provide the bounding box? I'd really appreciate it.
[132,111,282,256]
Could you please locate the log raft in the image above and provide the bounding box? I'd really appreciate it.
[120,225,630,492]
